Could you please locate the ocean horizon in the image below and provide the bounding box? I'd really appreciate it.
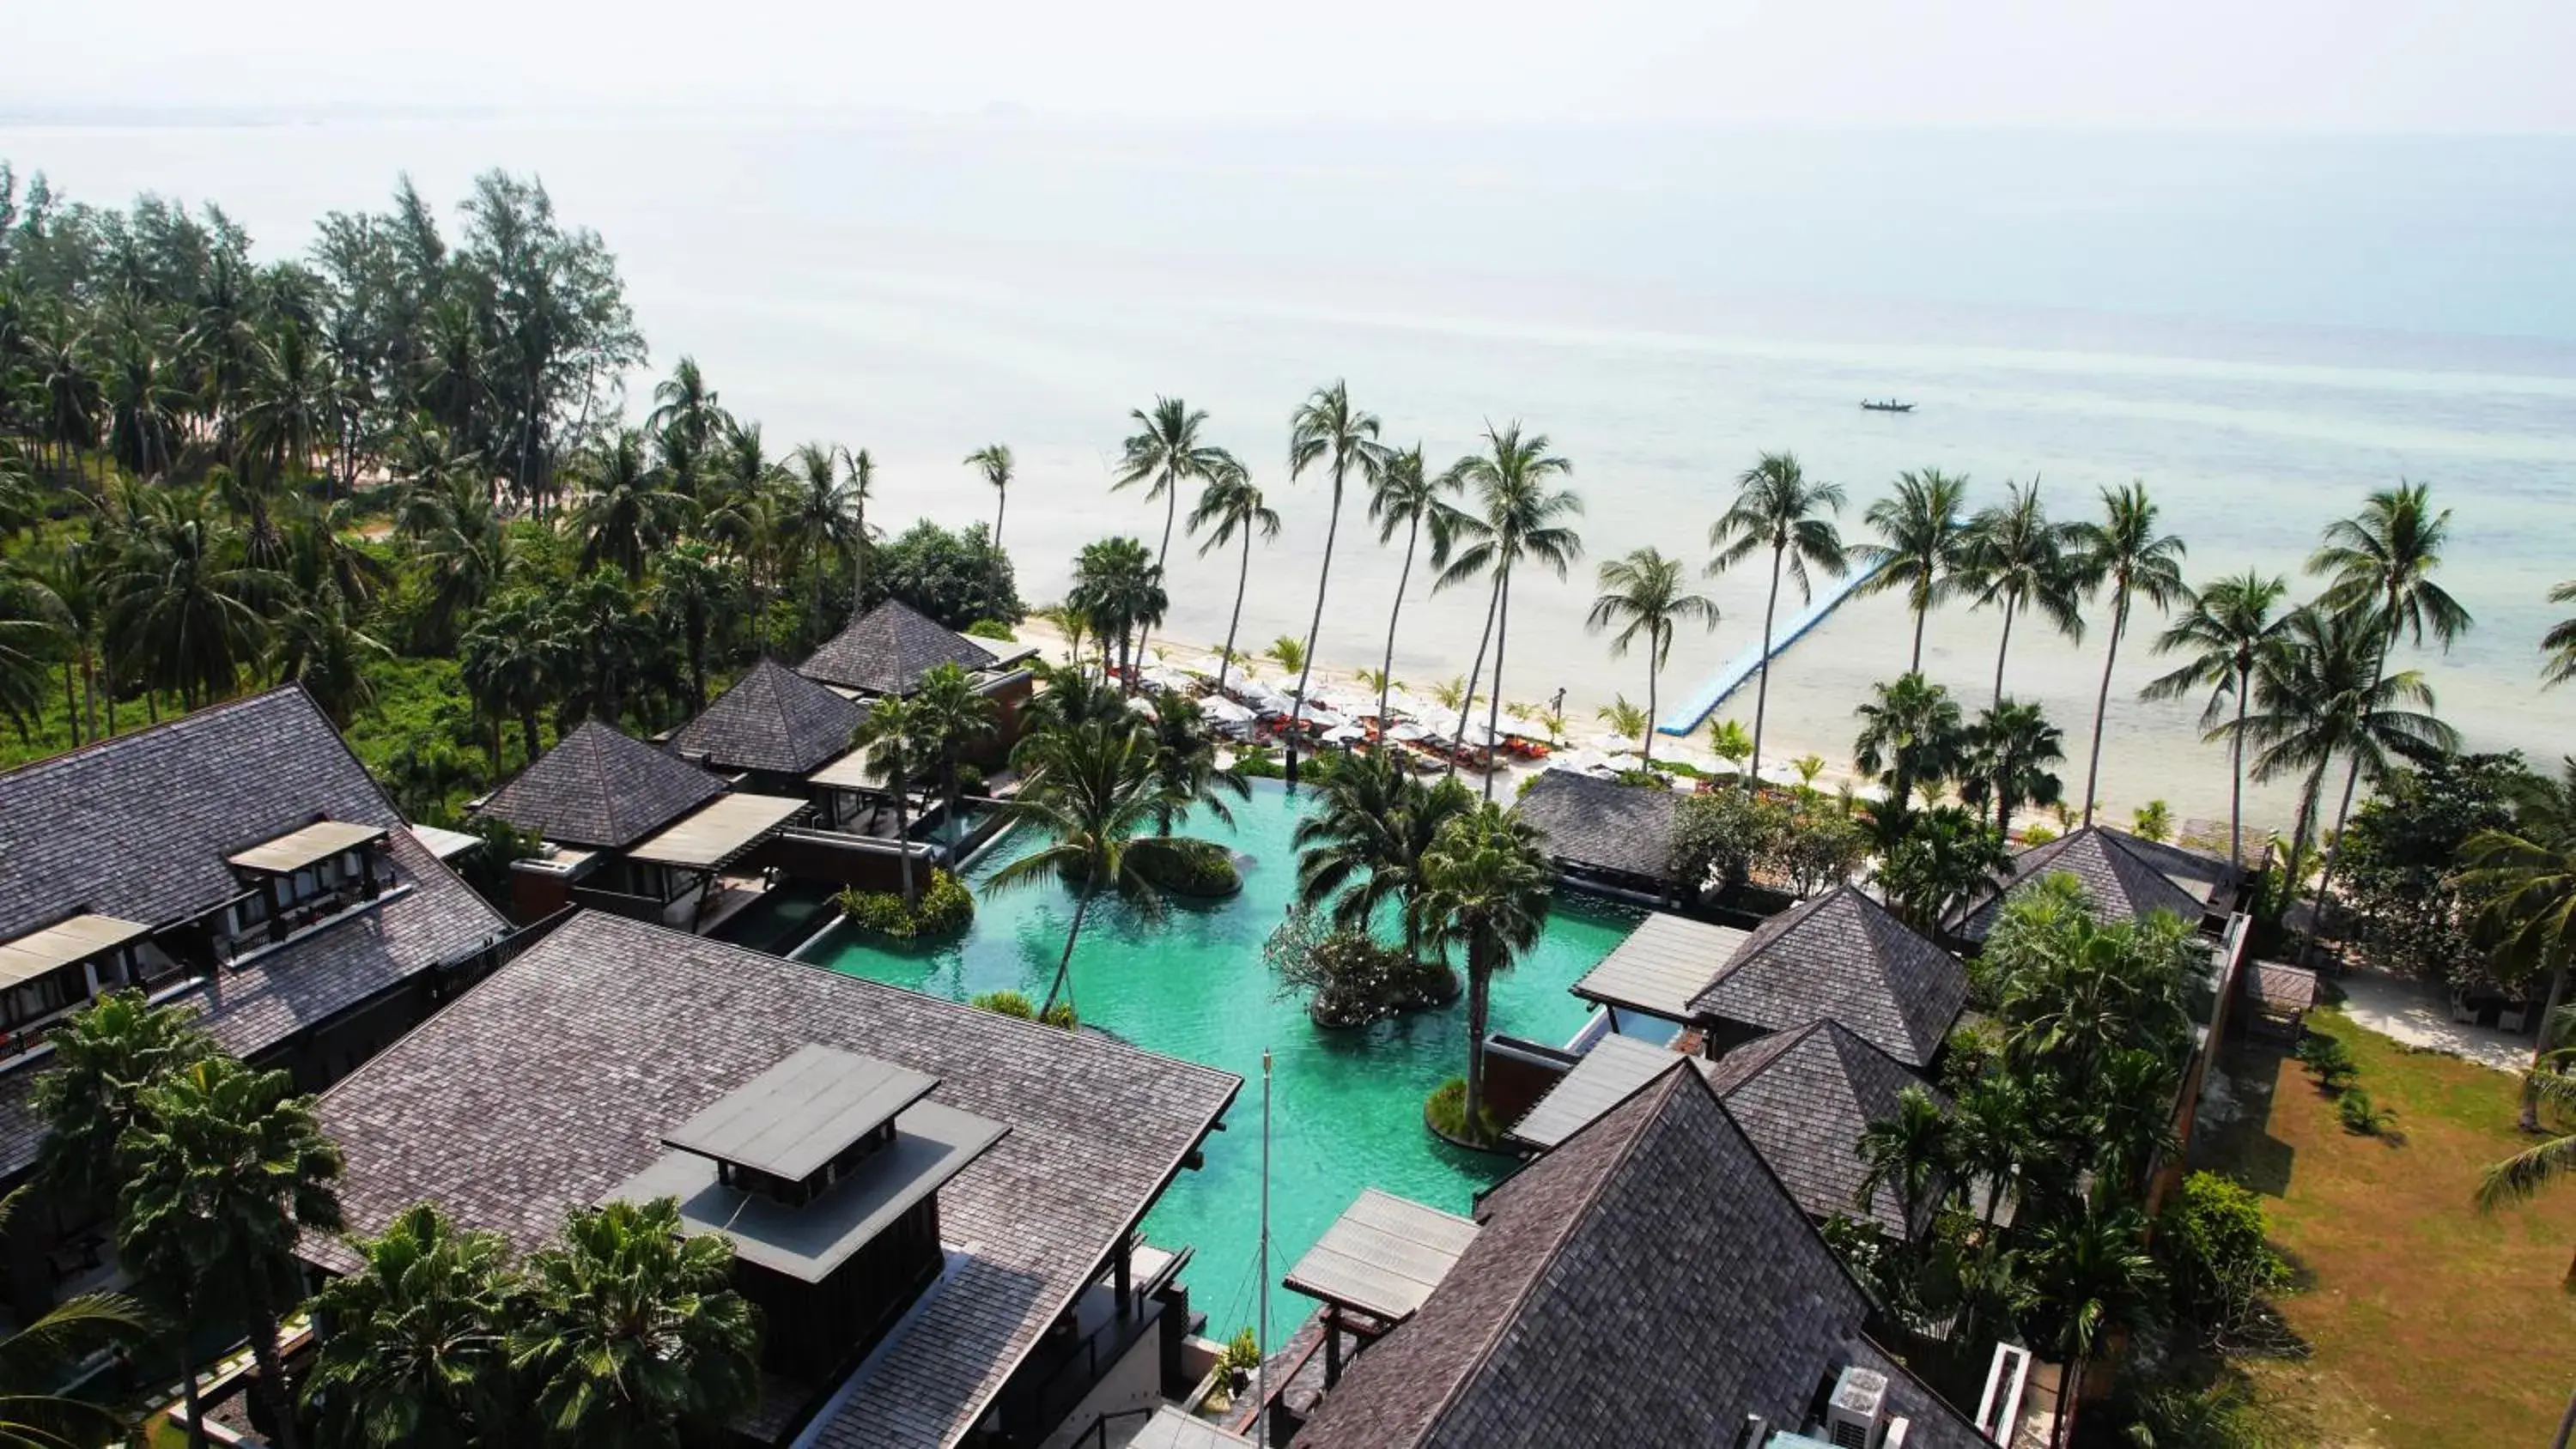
[8,113,2571,829]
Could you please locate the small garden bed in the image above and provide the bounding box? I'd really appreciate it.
[1136,839,1244,899]
[835,870,975,940]
[1424,1076,1513,1155]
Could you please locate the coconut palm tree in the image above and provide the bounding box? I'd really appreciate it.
[1294,754,1473,961]
[2025,1196,2163,1449]
[966,443,1014,609]
[0,567,54,740]
[268,583,390,727]
[1366,445,1465,724]
[31,991,215,1222]
[305,1203,518,1449]
[781,442,860,633]
[645,355,722,452]
[2545,580,2576,689]
[1960,698,2066,837]
[1853,672,1967,815]
[2069,482,2188,825]
[987,719,1196,1018]
[1186,457,1276,698]
[841,446,879,616]
[571,428,691,581]
[854,694,931,907]
[101,330,185,480]
[1066,537,1165,687]
[117,1056,345,1449]
[649,542,733,714]
[1285,381,1387,784]
[1440,423,1582,799]
[459,593,562,764]
[1143,692,1249,836]
[239,321,343,489]
[1957,479,2085,706]
[1586,548,1718,771]
[1595,695,1649,747]
[1415,800,1552,1142]
[1115,397,1228,668]
[2458,761,2576,1131]
[1878,806,2013,931]
[911,661,1000,849]
[2142,572,2292,867]
[509,1198,760,1448]
[104,486,279,710]
[1856,468,1971,672]
[1856,1084,1953,1244]
[1708,451,1844,785]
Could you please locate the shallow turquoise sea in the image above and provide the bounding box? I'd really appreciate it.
[796,780,1639,1339]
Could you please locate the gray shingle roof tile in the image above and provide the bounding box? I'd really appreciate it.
[1708,1021,1950,1238]
[476,719,727,849]
[668,658,864,776]
[1690,885,1968,1069]
[798,600,998,697]
[1956,827,2212,942]
[1510,772,1680,884]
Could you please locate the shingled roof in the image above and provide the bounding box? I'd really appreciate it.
[0,688,507,1179]
[1688,885,1968,1069]
[476,719,726,850]
[1292,1064,1985,1449]
[1512,771,1680,884]
[799,598,999,697]
[1954,826,2214,942]
[1709,1021,1949,1239]
[309,912,1239,1449]
[669,658,865,776]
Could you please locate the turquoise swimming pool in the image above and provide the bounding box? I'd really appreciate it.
[794,779,1642,1338]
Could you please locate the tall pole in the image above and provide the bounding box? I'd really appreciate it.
[1255,1047,1273,1447]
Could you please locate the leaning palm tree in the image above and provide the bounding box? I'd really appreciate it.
[1185,456,1275,698]
[854,694,931,907]
[966,443,1015,611]
[305,1203,517,1449]
[1855,1084,1953,1243]
[2068,482,2189,824]
[1415,801,1552,1142]
[2142,572,2292,867]
[2545,580,2576,689]
[1440,423,1582,798]
[1957,478,2084,706]
[2458,760,2576,1131]
[1585,548,1717,769]
[1366,445,1465,724]
[1856,468,1971,672]
[1708,451,1844,785]
[1144,692,1251,836]
[986,720,1195,1018]
[1284,381,1387,784]
[1115,398,1229,668]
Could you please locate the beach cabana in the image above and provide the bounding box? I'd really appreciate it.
[1511,770,1684,898]
[474,719,733,925]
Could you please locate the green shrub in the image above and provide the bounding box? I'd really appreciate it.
[1233,751,1285,780]
[969,990,1076,1029]
[2296,1032,2359,1092]
[1135,839,1242,898]
[956,763,987,794]
[1263,908,1456,1027]
[1424,1076,1500,1145]
[1938,1016,2007,1094]
[2338,1088,2390,1136]
[2157,1171,2293,1351]
[2020,824,2057,846]
[835,869,975,939]
[964,618,1017,642]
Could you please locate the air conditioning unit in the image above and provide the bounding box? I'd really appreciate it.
[1826,1366,1891,1449]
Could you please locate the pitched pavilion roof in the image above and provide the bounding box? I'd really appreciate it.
[668,658,865,776]
[476,719,727,850]
[1954,826,2215,942]
[307,912,1240,1449]
[1708,1020,1950,1239]
[0,688,507,1180]
[1292,1064,1985,1449]
[1688,884,1968,1069]
[799,598,998,696]
[1512,771,1680,883]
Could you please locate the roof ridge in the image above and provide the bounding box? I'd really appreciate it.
[1710,888,1838,982]
[0,683,306,785]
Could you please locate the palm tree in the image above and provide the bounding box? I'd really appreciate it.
[1366,445,1465,725]
[1294,754,1473,960]
[0,567,54,740]
[239,322,343,489]
[645,355,722,452]
[305,1203,517,1449]
[574,428,691,581]
[2143,572,2292,867]
[1187,457,1278,698]
[1879,806,2013,931]
[1144,692,1250,836]
[1852,672,1966,815]
[987,719,1197,1017]
[509,1198,760,1448]
[2069,482,2189,824]
[841,446,878,616]
[1856,468,1971,672]
[1440,423,1582,798]
[117,1056,345,1449]
[1708,451,1844,785]
[0,1185,149,1449]
[1949,1074,2038,1229]
[1595,695,1649,748]
[2025,1197,2164,1449]
[1066,537,1165,687]
[650,542,733,714]
[1285,381,1388,785]
[459,593,562,765]
[1586,548,1718,770]
[1856,1084,1953,1243]
[855,694,931,906]
[1416,801,1552,1140]
[781,442,859,633]
[1959,698,2065,837]
[2458,761,2576,1131]
[2545,580,2576,688]
[966,443,1014,610]
[1958,479,2085,706]
[31,991,215,1222]
[910,662,999,849]
[1264,636,1305,675]
[1115,397,1228,668]
[104,486,279,710]
[268,584,390,728]
[102,330,185,480]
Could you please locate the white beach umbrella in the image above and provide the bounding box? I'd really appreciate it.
[1601,751,1645,774]
[1387,721,1433,743]
[1321,723,1368,745]
[1303,708,1352,731]
[1202,697,1256,725]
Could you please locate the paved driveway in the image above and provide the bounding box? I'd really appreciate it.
[2335,967,2537,1074]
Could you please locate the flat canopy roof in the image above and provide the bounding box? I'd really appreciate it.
[408,822,483,862]
[0,912,152,989]
[1509,1034,1693,1149]
[1569,912,1749,1022]
[1284,1187,1480,1325]
[805,744,878,792]
[616,1097,1006,1282]
[665,1045,938,1181]
[227,819,390,875]
[1129,1406,1257,1449]
[625,792,807,870]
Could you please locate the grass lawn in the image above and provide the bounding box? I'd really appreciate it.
[2191,1004,2576,1446]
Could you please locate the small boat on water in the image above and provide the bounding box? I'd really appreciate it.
[1861,398,1914,413]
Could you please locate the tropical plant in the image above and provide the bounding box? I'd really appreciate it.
[1143,691,1249,836]
[1439,423,1581,797]
[1285,380,1387,783]
[854,693,931,906]
[1959,698,2066,837]
[1855,1085,1953,1243]
[2457,761,2576,1130]
[1294,753,1473,960]
[2545,579,2576,688]
[31,989,216,1221]
[1414,801,1552,1141]
[574,427,691,581]
[1595,695,1649,746]
[1856,467,1971,671]
[1114,398,1230,666]
[0,1188,149,1449]
[104,485,280,709]
[2024,1196,2164,1449]
[965,442,1013,561]
[781,440,861,631]
[1264,635,1306,676]
[305,1203,518,1449]
[1367,444,1463,724]
[2069,482,2189,824]
[1878,806,2012,931]
[1707,451,1844,784]
[1957,478,2085,706]
[509,1197,760,1448]
[1066,536,1164,685]
[1187,457,1279,697]
[908,662,999,848]
[1707,719,1755,783]
[2132,800,2173,843]
[2143,572,2293,867]
[1585,547,1716,770]
[1853,672,1966,815]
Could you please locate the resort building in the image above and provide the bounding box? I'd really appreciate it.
[308,911,1242,1449]
[669,657,868,796]
[1273,1062,2009,1448]
[1950,826,2247,945]
[0,687,514,1312]
[1510,770,1682,901]
[800,599,1035,741]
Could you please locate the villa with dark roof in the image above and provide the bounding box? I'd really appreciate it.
[1511,771,1683,898]
[668,657,866,789]
[1277,1063,2008,1449]
[1951,826,2245,945]
[310,911,1241,1449]
[798,598,1036,758]
[0,687,513,1313]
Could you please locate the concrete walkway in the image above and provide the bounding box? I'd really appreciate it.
[2336,967,2536,1075]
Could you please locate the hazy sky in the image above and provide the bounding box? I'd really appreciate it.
[13,0,2572,131]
